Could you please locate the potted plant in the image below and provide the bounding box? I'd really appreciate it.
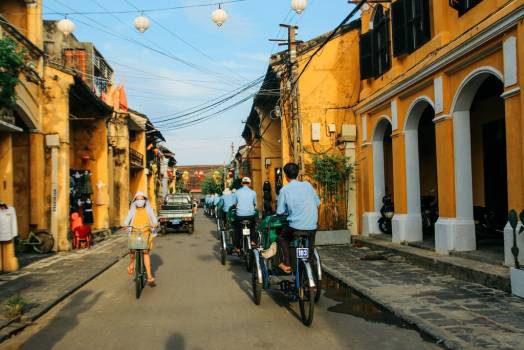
[508,209,524,298]
[0,36,27,121]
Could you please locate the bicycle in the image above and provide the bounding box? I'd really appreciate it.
[15,224,54,254]
[126,226,154,299]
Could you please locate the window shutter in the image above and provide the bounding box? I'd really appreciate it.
[359,31,374,80]
[374,12,390,77]
[415,0,431,48]
[392,0,409,57]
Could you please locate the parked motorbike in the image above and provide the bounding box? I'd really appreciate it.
[474,206,503,239]
[378,195,394,234]
[421,195,438,235]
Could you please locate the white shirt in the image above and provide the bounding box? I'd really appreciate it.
[0,206,18,241]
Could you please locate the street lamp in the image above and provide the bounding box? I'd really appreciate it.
[56,17,76,36]
[291,0,307,14]
[211,4,229,27]
[134,14,151,33]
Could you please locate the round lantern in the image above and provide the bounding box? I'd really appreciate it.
[291,0,307,14]
[211,4,229,27]
[134,14,151,33]
[57,17,76,36]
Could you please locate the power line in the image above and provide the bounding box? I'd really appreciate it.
[41,0,246,15]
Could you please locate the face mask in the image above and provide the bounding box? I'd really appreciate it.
[135,199,146,208]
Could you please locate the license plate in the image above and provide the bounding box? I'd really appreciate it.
[171,219,180,225]
[297,248,309,259]
[242,228,250,236]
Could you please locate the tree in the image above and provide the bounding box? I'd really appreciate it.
[201,172,224,195]
[310,154,355,230]
[0,37,26,109]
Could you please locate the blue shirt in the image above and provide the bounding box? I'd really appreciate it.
[276,180,320,230]
[234,186,257,216]
[220,193,235,212]
[213,196,220,205]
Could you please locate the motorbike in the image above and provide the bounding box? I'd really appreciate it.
[252,214,321,326]
[378,195,394,234]
[421,195,438,235]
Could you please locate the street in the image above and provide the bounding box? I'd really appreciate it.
[1,213,438,350]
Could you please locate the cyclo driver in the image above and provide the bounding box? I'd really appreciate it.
[276,163,320,274]
[219,188,235,226]
[233,177,257,253]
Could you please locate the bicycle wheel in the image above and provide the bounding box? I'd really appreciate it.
[252,256,262,305]
[245,237,252,272]
[135,251,143,299]
[298,262,315,326]
[220,232,226,266]
[33,232,54,254]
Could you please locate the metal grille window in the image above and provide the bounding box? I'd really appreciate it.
[449,0,483,16]
[360,5,391,79]
[392,0,431,57]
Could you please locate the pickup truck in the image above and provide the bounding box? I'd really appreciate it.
[158,194,195,234]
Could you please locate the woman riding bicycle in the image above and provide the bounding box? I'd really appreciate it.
[124,192,158,285]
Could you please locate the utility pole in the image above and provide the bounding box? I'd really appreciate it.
[271,24,303,171]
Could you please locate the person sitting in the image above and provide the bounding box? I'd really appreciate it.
[212,193,220,218]
[276,163,320,274]
[220,188,235,228]
[233,177,257,252]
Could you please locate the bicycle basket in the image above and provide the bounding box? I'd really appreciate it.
[128,228,151,250]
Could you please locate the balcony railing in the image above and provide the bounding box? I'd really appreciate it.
[129,148,144,169]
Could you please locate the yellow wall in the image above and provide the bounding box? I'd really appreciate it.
[0,133,14,206]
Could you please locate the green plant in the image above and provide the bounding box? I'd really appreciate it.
[0,37,27,109]
[310,154,355,230]
[201,172,224,195]
[2,295,28,320]
[508,209,524,269]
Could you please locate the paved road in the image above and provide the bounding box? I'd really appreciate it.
[1,213,439,350]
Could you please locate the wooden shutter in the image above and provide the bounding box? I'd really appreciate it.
[414,0,431,49]
[374,12,390,77]
[359,31,374,80]
[392,0,409,56]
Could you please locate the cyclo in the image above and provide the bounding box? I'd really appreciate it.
[251,214,322,326]
[219,207,258,272]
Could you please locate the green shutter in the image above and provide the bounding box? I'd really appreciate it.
[392,0,409,56]
[359,31,374,80]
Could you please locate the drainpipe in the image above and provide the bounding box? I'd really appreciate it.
[45,134,60,251]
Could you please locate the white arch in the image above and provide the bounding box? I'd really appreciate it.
[404,96,435,216]
[452,67,504,221]
[372,116,392,221]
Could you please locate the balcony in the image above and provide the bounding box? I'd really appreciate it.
[129,148,144,170]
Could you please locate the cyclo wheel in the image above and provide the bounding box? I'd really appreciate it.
[220,232,226,265]
[298,262,315,326]
[135,251,143,299]
[33,232,55,254]
[252,255,262,305]
[245,237,252,272]
[312,251,322,303]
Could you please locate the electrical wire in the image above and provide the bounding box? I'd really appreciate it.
[41,0,247,15]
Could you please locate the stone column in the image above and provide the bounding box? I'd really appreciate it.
[29,131,45,228]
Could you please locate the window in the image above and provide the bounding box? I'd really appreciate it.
[63,49,87,79]
[449,0,483,16]
[359,6,391,80]
[392,0,431,57]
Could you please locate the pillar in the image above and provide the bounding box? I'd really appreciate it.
[0,132,18,272]
[29,131,46,229]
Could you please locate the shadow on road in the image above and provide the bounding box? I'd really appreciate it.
[20,290,103,350]
[165,332,185,350]
[151,253,163,276]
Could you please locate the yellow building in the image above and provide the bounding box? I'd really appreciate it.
[243,0,524,265]
[355,0,524,265]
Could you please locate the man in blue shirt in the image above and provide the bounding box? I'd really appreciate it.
[219,188,235,223]
[233,177,258,251]
[276,163,320,273]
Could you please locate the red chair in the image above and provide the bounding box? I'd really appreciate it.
[71,213,93,249]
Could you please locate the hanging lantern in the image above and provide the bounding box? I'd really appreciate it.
[211,4,228,27]
[56,17,76,36]
[291,0,307,14]
[134,14,151,33]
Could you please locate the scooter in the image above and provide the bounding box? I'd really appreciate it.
[378,195,394,234]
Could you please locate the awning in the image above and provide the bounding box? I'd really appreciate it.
[128,110,147,131]
[0,120,23,132]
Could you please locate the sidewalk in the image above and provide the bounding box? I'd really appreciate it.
[318,245,524,350]
[0,235,128,343]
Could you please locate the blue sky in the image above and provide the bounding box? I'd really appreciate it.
[44,0,355,165]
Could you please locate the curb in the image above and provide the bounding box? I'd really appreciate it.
[0,247,129,344]
[321,263,465,350]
